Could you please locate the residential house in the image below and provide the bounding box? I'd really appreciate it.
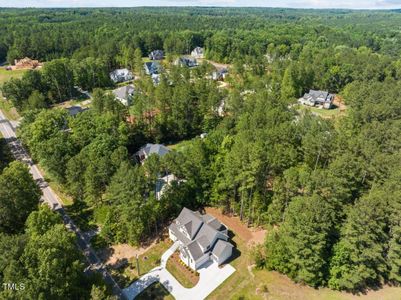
[112,85,134,106]
[174,57,198,68]
[151,74,161,85]
[149,50,164,60]
[212,68,229,81]
[110,68,133,83]
[156,174,183,200]
[14,57,41,69]
[191,47,204,59]
[135,143,171,164]
[169,207,234,270]
[65,106,88,117]
[298,90,335,109]
[217,99,225,117]
[144,61,162,76]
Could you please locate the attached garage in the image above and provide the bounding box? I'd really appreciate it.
[211,240,233,265]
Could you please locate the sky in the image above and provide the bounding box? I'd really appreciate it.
[1,0,401,9]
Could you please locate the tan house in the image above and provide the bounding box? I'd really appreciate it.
[14,57,41,69]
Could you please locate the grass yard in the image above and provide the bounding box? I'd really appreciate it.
[296,104,346,119]
[167,139,194,152]
[135,238,173,276]
[166,251,199,288]
[0,68,26,120]
[136,282,174,300]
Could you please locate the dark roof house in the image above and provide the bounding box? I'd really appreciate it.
[144,62,162,76]
[149,50,164,60]
[174,57,198,68]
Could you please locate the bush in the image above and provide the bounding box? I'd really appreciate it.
[251,244,266,269]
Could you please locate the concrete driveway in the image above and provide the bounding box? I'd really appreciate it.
[123,242,235,300]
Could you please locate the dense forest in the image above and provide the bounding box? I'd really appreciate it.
[1,7,401,297]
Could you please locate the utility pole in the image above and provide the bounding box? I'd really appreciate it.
[136,255,140,277]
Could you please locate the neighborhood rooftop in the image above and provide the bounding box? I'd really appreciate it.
[169,207,234,270]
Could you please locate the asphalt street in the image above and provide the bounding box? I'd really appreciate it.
[0,110,124,299]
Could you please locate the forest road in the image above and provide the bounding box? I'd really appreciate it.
[0,110,125,299]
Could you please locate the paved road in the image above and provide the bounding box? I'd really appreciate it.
[0,110,124,299]
[123,242,235,300]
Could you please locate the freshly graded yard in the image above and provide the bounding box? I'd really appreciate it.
[206,213,401,300]
[136,282,174,300]
[109,238,173,288]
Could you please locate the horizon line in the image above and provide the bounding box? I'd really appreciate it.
[0,6,400,10]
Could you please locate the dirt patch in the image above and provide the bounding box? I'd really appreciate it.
[205,207,267,246]
[100,242,156,267]
[333,95,347,112]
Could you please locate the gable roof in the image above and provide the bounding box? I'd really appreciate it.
[187,240,205,260]
[66,106,87,117]
[144,61,162,75]
[192,47,204,55]
[110,68,133,82]
[176,207,203,240]
[304,90,334,103]
[138,143,170,158]
[176,57,198,67]
[195,222,220,247]
[112,85,134,100]
[212,240,233,258]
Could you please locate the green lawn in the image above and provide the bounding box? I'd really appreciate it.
[0,68,26,120]
[0,68,27,86]
[136,282,174,300]
[135,239,173,276]
[296,104,345,119]
[167,139,194,152]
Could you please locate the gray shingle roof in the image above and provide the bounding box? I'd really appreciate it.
[112,85,134,101]
[171,207,233,264]
[169,222,191,245]
[176,207,203,240]
[304,90,334,103]
[194,223,219,246]
[144,61,162,75]
[212,240,233,258]
[139,143,170,158]
[187,240,204,260]
[110,68,133,83]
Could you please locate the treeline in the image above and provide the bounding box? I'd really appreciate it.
[2,8,401,65]
[17,75,221,246]
[0,158,114,299]
[1,58,111,111]
[3,7,401,294]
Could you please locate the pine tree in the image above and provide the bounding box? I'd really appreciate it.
[328,193,389,291]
